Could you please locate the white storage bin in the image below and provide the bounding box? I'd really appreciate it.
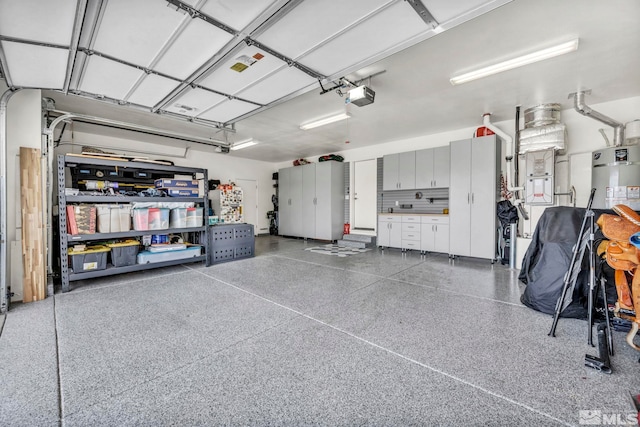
[96,204,132,233]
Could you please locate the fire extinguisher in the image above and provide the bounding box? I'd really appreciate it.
[343,223,350,235]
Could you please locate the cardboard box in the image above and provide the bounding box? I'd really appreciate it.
[165,188,199,197]
[155,179,199,189]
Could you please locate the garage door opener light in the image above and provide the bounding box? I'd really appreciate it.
[450,39,579,85]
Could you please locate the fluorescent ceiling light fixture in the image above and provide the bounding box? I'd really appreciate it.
[230,139,257,150]
[300,112,350,130]
[450,39,579,85]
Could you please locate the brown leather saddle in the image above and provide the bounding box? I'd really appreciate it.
[597,204,640,351]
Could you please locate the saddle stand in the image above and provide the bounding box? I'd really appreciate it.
[547,189,614,373]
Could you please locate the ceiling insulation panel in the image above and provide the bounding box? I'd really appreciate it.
[126,74,180,108]
[297,1,429,77]
[0,0,77,45]
[92,0,185,68]
[78,55,144,99]
[199,0,279,31]
[198,46,285,97]
[255,0,392,60]
[153,18,235,80]
[197,98,260,123]
[163,87,227,117]
[1,42,68,88]
[237,66,317,105]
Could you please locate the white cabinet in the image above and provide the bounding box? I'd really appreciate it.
[420,216,449,253]
[279,162,344,240]
[415,146,450,188]
[383,152,416,190]
[301,164,316,238]
[377,215,402,248]
[314,161,345,240]
[449,135,500,260]
[278,166,303,237]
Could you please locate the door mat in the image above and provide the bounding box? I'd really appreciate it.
[304,244,371,257]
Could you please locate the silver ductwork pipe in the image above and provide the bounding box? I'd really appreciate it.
[571,91,625,146]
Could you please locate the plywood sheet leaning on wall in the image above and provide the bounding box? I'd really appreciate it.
[20,147,45,302]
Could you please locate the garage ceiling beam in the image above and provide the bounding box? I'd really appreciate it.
[63,0,88,94]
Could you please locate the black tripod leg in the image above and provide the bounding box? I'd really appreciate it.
[600,276,614,357]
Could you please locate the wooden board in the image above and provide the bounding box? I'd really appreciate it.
[20,147,46,302]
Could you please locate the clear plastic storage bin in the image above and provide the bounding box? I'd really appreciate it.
[170,208,187,228]
[186,207,203,227]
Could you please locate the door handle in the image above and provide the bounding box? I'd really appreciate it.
[472,193,474,204]
[467,193,470,204]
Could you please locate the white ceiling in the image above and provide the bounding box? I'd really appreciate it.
[2,0,639,163]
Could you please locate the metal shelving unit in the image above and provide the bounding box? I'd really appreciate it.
[57,154,210,292]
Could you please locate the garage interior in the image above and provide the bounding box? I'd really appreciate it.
[1,0,640,425]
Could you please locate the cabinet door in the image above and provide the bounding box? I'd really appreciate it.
[434,224,450,254]
[278,168,291,236]
[433,146,450,188]
[448,139,472,257]
[397,151,416,190]
[302,164,316,238]
[315,162,343,241]
[289,166,304,237]
[383,154,399,190]
[420,223,435,252]
[389,222,402,248]
[415,148,434,189]
[377,220,390,246]
[470,135,498,260]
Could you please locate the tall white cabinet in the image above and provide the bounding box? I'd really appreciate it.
[449,135,501,261]
[279,161,345,241]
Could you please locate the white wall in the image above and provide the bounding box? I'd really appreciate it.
[4,88,43,302]
[55,130,275,235]
[317,96,640,236]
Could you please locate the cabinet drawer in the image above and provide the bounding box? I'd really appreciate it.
[401,216,420,223]
[420,215,450,225]
[402,231,420,241]
[378,215,402,223]
[401,223,420,232]
[402,240,420,249]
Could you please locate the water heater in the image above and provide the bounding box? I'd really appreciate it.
[592,145,640,209]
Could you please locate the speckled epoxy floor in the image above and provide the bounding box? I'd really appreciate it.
[1,235,639,426]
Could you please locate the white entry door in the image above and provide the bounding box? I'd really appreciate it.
[235,178,258,235]
[353,159,377,230]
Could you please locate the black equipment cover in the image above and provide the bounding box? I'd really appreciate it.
[519,206,616,318]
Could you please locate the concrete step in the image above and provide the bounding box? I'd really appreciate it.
[342,233,376,244]
[336,239,368,249]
